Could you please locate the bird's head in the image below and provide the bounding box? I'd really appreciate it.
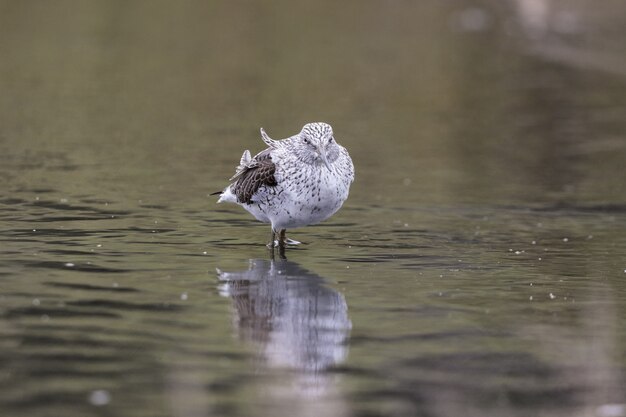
[295,122,340,170]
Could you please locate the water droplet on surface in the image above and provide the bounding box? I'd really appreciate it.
[562,237,569,242]
[549,293,556,300]
[32,299,40,306]
[531,240,536,245]
[89,390,111,406]
[65,263,75,268]
[180,292,188,301]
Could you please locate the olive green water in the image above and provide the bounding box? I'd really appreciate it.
[1,1,626,417]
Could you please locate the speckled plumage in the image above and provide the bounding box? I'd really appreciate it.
[216,122,354,247]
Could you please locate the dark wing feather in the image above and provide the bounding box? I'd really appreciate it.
[233,151,277,204]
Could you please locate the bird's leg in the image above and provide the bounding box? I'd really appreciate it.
[277,230,286,259]
[267,228,276,249]
[276,229,302,246]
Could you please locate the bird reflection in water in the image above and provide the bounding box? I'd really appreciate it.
[217,257,351,403]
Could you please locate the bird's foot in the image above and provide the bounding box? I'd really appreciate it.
[266,239,300,248]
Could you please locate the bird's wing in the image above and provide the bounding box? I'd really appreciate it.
[231,149,278,204]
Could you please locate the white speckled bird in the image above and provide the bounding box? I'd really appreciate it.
[215,122,354,247]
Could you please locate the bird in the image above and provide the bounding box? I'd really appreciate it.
[214,122,354,248]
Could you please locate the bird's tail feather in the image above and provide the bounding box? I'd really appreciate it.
[215,187,236,204]
[229,150,252,181]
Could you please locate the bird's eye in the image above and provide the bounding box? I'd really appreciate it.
[303,138,310,144]
[328,137,334,143]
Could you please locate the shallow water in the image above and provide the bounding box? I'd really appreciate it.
[1,1,626,417]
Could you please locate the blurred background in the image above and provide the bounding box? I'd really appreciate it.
[1,1,625,417]
[1,0,625,207]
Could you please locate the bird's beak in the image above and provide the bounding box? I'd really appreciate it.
[317,145,332,170]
